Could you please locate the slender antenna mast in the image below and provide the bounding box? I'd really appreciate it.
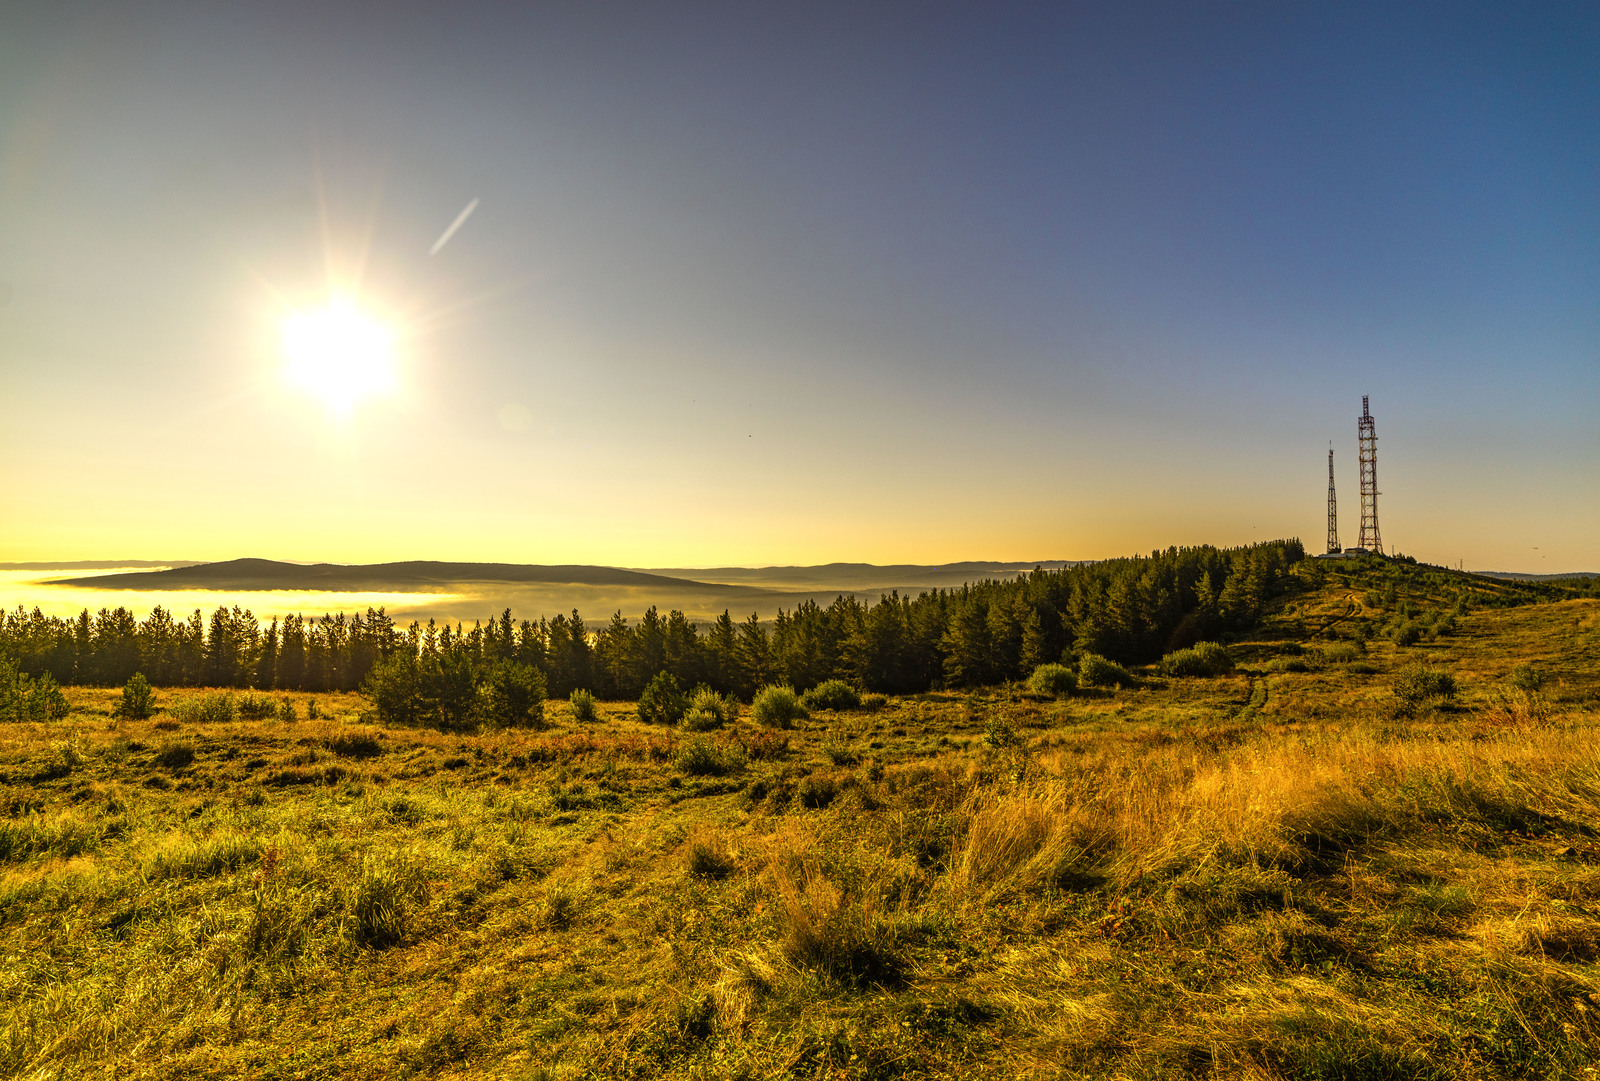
[1326,444,1340,554]
[1357,395,1383,554]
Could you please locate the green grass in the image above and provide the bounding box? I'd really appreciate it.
[1,573,1598,1078]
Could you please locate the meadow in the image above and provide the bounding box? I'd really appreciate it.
[2,567,1599,1079]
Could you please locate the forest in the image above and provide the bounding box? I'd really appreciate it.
[3,539,1586,705]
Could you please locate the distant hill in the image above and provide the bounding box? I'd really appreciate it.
[1,560,203,571]
[1478,571,1599,582]
[638,560,1081,592]
[55,558,753,594]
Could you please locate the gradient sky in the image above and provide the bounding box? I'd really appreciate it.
[2,2,1596,572]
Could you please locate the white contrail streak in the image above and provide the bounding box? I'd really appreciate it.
[429,198,479,256]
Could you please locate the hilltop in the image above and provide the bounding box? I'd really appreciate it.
[2,554,1599,1078]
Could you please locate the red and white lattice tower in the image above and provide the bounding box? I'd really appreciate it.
[1357,395,1382,554]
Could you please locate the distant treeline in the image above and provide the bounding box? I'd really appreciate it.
[2,540,1310,697]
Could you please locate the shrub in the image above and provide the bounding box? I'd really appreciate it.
[680,685,737,731]
[116,673,157,720]
[569,688,598,724]
[1392,621,1422,647]
[237,692,276,720]
[1161,641,1233,677]
[170,692,236,725]
[861,693,888,711]
[984,717,1022,749]
[801,679,861,712]
[674,735,747,776]
[740,729,790,760]
[276,697,298,722]
[1392,666,1459,713]
[1506,664,1547,694]
[1078,653,1133,688]
[822,729,858,766]
[481,660,547,729]
[638,672,689,726]
[155,739,196,770]
[685,834,737,879]
[1027,663,1077,696]
[0,659,70,723]
[752,684,808,729]
[1320,642,1363,664]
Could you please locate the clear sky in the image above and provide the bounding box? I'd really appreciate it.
[2,2,1596,572]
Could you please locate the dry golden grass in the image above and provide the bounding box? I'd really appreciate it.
[0,577,1597,1078]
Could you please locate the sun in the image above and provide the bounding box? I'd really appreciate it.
[280,299,397,413]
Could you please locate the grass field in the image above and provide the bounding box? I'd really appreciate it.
[3,573,1599,1079]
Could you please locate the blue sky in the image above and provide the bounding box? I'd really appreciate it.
[2,2,1595,570]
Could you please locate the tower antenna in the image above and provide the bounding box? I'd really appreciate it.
[1357,395,1383,554]
[1326,443,1340,554]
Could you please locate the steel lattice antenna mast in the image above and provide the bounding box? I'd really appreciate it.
[1326,444,1340,554]
[1357,395,1382,553]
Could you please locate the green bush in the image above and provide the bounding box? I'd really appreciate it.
[116,673,157,720]
[481,661,547,729]
[1027,663,1076,696]
[638,672,689,726]
[1506,664,1547,694]
[801,679,861,711]
[821,729,858,765]
[1078,653,1133,688]
[237,692,276,720]
[751,684,809,729]
[569,688,598,724]
[861,693,888,711]
[0,659,70,723]
[680,685,737,731]
[276,697,298,722]
[674,735,747,776]
[1320,642,1363,664]
[1160,641,1233,677]
[154,739,196,769]
[1392,621,1422,647]
[1392,666,1459,713]
[984,717,1022,749]
[170,692,236,725]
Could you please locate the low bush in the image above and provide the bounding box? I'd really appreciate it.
[1078,653,1133,688]
[569,688,598,724]
[237,692,276,720]
[1507,664,1547,694]
[1027,663,1076,696]
[1392,621,1423,647]
[984,717,1022,749]
[1392,665,1459,713]
[638,672,689,726]
[680,685,737,731]
[801,679,861,711]
[740,729,790,760]
[154,739,196,770]
[276,697,298,722]
[861,693,888,711]
[674,735,747,776]
[752,684,809,728]
[0,659,70,723]
[170,692,236,725]
[822,728,858,765]
[116,673,157,720]
[1161,641,1233,677]
[1320,642,1364,664]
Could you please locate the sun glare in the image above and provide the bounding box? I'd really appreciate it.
[280,299,397,413]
